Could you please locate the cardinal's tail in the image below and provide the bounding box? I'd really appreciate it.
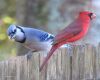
[40,44,60,71]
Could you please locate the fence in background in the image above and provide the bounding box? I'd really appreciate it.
[0,44,100,80]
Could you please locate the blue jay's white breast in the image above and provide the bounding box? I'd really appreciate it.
[24,41,52,52]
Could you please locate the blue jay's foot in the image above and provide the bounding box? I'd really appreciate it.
[26,50,37,60]
[26,51,33,60]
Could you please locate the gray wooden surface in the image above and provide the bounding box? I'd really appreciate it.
[0,44,100,80]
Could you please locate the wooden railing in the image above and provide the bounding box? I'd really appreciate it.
[0,44,100,80]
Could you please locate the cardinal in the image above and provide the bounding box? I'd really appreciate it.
[40,11,96,71]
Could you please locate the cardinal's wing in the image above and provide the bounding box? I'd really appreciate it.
[53,19,82,44]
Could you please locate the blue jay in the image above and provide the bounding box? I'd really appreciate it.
[7,24,54,59]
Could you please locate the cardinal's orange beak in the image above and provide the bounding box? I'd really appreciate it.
[91,13,96,19]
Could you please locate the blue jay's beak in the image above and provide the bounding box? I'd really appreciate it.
[8,36,15,42]
[8,34,15,40]
[8,36,12,40]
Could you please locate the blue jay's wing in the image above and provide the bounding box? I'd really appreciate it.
[39,33,54,42]
[21,26,54,42]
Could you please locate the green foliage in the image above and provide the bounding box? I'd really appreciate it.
[0,0,16,60]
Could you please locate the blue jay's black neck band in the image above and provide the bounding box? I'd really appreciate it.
[17,36,26,43]
[16,26,26,43]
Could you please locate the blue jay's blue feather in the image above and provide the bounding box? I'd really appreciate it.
[20,27,54,43]
[40,33,54,42]
[7,24,54,52]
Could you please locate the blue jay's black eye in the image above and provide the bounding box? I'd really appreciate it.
[12,29,16,34]
[14,29,16,33]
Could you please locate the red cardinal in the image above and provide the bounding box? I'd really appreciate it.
[40,11,96,71]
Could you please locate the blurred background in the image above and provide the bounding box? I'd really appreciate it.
[0,0,99,60]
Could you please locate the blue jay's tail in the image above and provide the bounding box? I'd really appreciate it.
[46,34,54,45]
[45,34,54,43]
[48,35,54,41]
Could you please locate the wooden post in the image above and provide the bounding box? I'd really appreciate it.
[0,44,100,80]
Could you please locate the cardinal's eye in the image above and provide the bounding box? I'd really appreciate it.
[88,13,93,20]
[88,13,93,17]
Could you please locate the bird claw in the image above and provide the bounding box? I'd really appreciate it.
[26,51,33,60]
